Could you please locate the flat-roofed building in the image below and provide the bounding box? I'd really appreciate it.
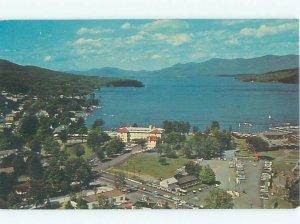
[160,177,178,190]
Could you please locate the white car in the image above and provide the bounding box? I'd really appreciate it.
[163,194,171,199]
[172,197,180,201]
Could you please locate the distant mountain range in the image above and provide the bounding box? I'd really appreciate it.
[69,55,299,77]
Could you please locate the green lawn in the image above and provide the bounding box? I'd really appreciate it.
[233,138,252,157]
[233,138,248,150]
[258,149,286,158]
[65,143,95,160]
[265,197,293,209]
[114,153,190,179]
[258,149,298,172]
[272,161,297,172]
[287,150,299,160]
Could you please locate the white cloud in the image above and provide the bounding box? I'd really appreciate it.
[152,33,191,46]
[121,22,132,30]
[153,33,168,41]
[151,54,161,59]
[240,22,298,37]
[139,20,189,32]
[43,55,53,62]
[126,31,145,43]
[168,33,191,46]
[77,27,114,35]
[72,38,102,47]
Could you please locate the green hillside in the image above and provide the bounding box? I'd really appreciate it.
[0,59,144,96]
[235,68,299,84]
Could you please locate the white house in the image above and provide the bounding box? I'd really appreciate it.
[84,189,126,208]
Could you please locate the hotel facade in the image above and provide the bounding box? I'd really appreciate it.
[106,125,164,149]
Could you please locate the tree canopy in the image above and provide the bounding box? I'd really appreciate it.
[200,165,216,184]
[246,136,269,152]
[205,188,234,209]
[185,161,202,177]
[163,120,190,134]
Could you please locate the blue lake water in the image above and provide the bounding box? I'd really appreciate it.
[86,75,299,132]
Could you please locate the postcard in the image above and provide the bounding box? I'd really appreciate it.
[0,19,299,210]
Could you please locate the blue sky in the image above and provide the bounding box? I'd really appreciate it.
[0,19,298,71]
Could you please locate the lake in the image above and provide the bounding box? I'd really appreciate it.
[86,75,299,132]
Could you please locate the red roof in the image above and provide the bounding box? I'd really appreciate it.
[150,129,161,134]
[118,127,129,133]
[146,136,159,141]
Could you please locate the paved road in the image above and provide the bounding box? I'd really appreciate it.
[233,160,264,208]
[93,145,142,170]
[99,172,193,209]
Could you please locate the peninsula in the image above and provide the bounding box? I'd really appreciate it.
[234,67,299,84]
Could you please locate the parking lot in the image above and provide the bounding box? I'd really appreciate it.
[200,156,264,208]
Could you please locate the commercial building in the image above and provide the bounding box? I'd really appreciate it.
[160,177,178,190]
[106,125,164,149]
[84,189,126,209]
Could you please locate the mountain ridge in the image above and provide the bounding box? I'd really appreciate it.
[0,59,144,95]
[69,54,299,77]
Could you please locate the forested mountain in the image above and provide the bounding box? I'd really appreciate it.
[235,67,299,84]
[0,59,143,96]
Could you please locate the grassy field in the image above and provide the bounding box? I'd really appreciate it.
[258,149,298,159]
[233,138,252,157]
[265,197,294,209]
[233,138,248,150]
[272,161,298,172]
[65,143,95,160]
[258,149,298,172]
[113,153,190,179]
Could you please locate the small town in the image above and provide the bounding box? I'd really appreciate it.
[0,87,299,210]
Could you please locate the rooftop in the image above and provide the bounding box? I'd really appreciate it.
[117,127,129,133]
[160,177,178,185]
[84,189,125,203]
[150,129,162,134]
[177,175,198,185]
[0,167,14,174]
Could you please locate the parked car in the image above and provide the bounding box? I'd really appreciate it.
[163,194,171,199]
[153,191,161,197]
[172,197,180,201]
